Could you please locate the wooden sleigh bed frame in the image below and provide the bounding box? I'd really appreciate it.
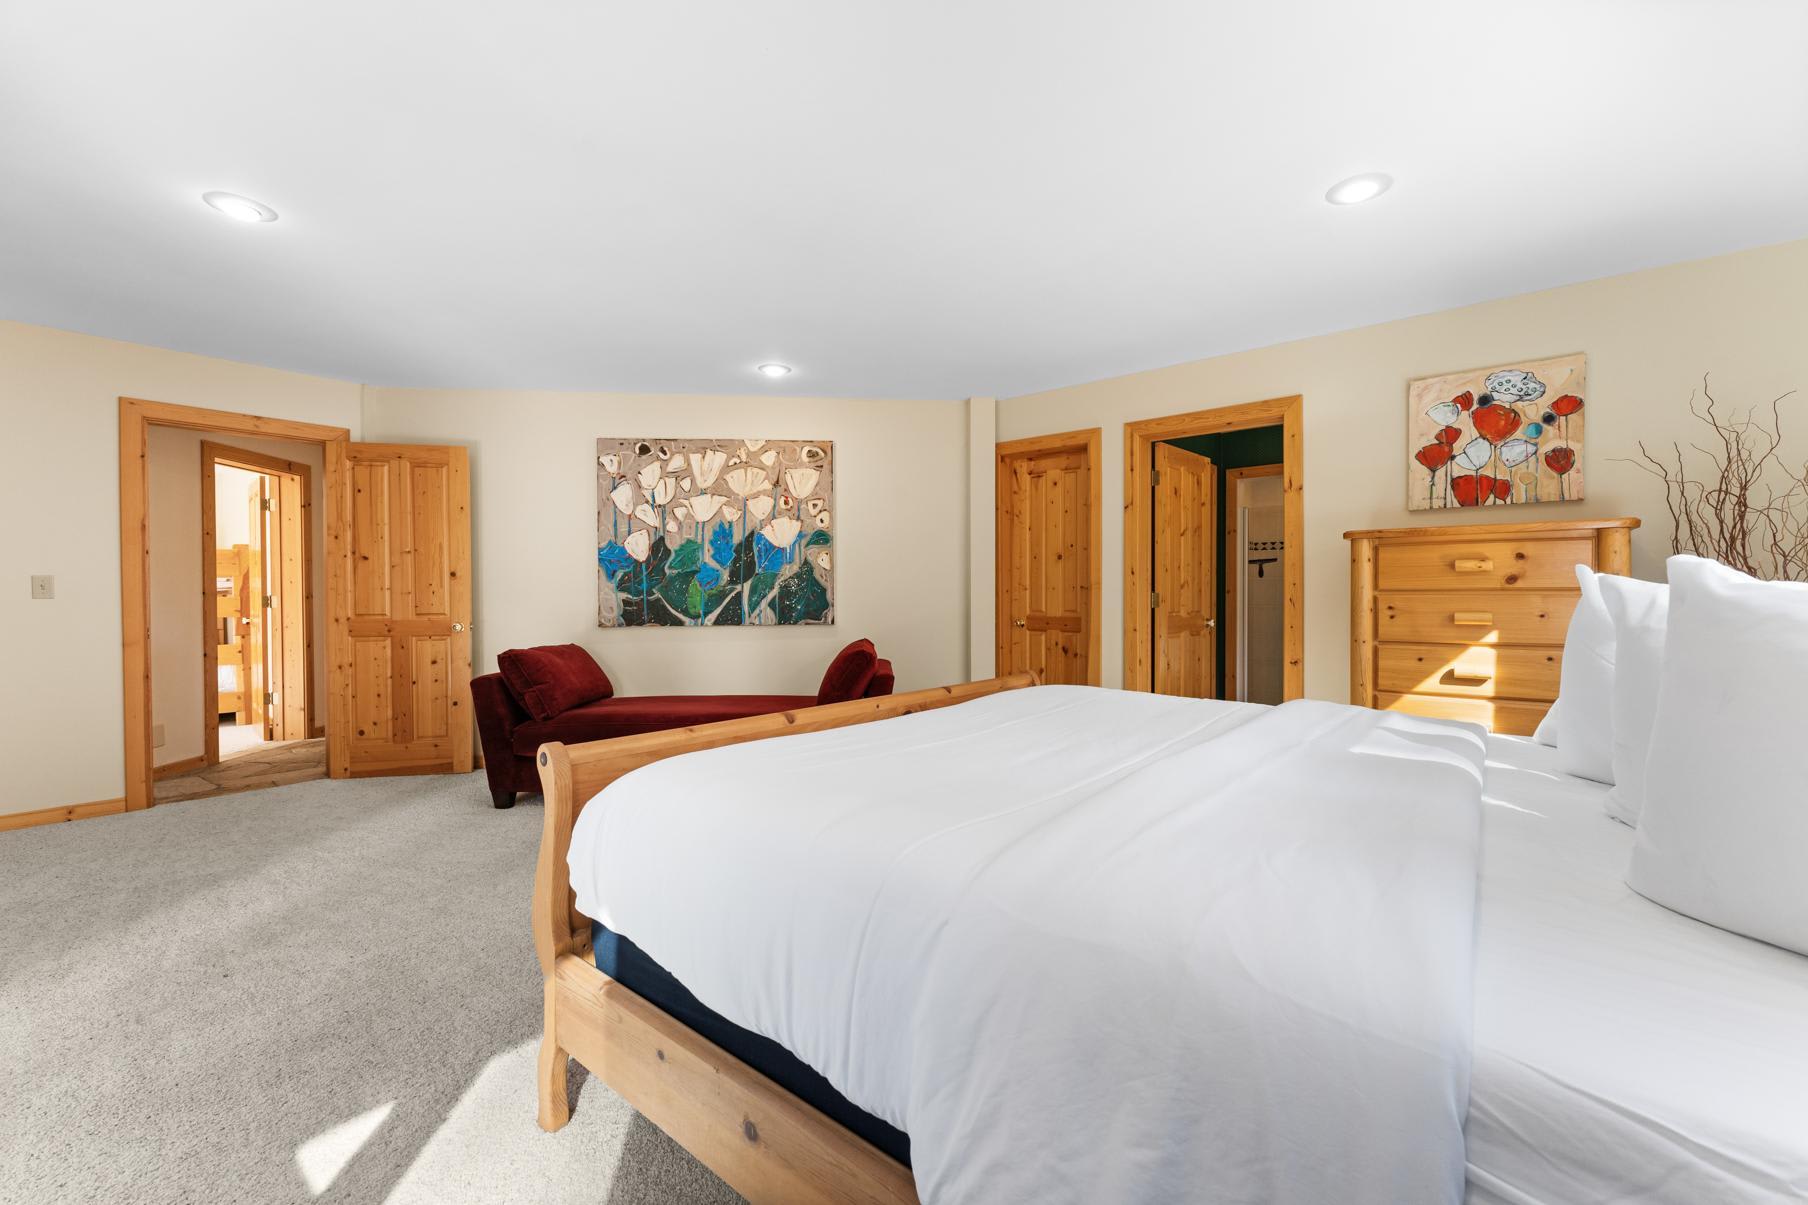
[532,673,1040,1205]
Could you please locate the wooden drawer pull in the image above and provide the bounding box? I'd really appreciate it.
[1453,557,1494,572]
[1440,670,1492,687]
[1451,611,1494,626]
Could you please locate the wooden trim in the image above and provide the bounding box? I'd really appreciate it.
[324,438,352,778]
[153,754,207,780]
[119,398,349,442]
[0,797,127,833]
[1341,517,1640,542]
[1222,464,1282,701]
[200,442,315,764]
[532,675,1037,1201]
[994,429,1102,685]
[118,399,349,812]
[1125,396,1304,697]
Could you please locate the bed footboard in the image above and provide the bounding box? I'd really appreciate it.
[530,674,1037,1203]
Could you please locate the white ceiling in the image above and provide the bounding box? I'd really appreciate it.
[3,1,1804,399]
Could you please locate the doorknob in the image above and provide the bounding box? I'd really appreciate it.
[452,622,465,632]
[1205,618,1217,628]
[1013,619,1026,628]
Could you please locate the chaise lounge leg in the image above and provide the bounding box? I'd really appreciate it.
[538,978,571,1131]
[492,788,517,809]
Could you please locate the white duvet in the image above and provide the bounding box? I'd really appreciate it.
[569,685,1489,1204]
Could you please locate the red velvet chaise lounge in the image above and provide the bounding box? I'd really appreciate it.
[472,640,894,808]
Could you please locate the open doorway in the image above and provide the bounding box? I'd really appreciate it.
[1224,465,1285,704]
[121,398,477,815]
[202,443,313,765]
[1148,428,1284,700]
[1124,396,1303,699]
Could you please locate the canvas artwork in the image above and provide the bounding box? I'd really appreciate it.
[597,437,834,627]
[1407,353,1586,510]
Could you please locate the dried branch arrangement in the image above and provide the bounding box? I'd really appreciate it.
[1627,378,1805,581]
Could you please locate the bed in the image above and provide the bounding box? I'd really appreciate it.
[532,679,1808,1205]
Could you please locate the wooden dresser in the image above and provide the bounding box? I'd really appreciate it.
[1345,517,1639,735]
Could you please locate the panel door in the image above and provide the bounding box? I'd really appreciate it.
[264,470,308,740]
[996,442,1093,685]
[326,442,473,777]
[1152,443,1217,698]
[245,479,268,731]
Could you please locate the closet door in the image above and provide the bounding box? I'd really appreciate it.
[325,442,473,777]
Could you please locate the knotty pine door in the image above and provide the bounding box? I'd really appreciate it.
[995,430,1100,685]
[1151,443,1217,698]
[326,442,474,777]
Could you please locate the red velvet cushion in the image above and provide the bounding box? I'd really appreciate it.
[496,644,613,721]
[510,695,815,756]
[865,659,895,698]
[817,639,879,705]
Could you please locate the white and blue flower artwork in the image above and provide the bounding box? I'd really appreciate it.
[597,437,834,627]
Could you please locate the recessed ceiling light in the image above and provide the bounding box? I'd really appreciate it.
[1324,172,1393,206]
[202,191,279,223]
[756,363,793,379]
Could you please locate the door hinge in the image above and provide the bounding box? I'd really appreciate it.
[261,497,272,512]
[1150,591,1160,610]
[263,691,274,707]
[1151,468,1161,486]
[262,594,273,609]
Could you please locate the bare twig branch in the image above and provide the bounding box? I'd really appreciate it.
[1612,377,1803,581]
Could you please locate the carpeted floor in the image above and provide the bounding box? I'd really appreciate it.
[0,773,746,1205]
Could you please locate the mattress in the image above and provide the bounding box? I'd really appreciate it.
[591,920,910,1165]
[584,714,1808,1202]
[1465,734,1808,1204]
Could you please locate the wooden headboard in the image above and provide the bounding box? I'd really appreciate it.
[530,673,1040,975]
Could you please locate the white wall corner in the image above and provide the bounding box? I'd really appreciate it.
[966,397,997,680]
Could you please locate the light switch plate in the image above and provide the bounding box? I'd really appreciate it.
[152,723,166,749]
[30,574,54,599]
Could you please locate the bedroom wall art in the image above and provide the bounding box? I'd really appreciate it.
[1407,352,1586,510]
[597,437,834,626]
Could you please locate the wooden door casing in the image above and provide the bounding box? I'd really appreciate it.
[1152,444,1217,698]
[327,442,473,777]
[995,430,1101,686]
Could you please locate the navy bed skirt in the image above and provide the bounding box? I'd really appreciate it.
[591,921,912,1167]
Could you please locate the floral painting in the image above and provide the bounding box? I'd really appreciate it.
[597,437,834,626]
[1407,353,1586,510]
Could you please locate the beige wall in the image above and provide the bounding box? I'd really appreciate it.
[148,427,330,767]
[360,387,973,699]
[965,397,997,680]
[0,321,360,815]
[994,238,1808,700]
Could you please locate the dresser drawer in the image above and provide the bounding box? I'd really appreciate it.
[1375,643,1561,701]
[1377,537,1595,592]
[1376,591,1577,645]
[1375,692,1551,737]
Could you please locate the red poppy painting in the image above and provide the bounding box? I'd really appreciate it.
[1406,353,1586,510]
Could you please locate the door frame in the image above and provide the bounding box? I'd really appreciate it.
[1221,462,1283,702]
[994,427,1103,685]
[200,441,315,764]
[1124,395,1304,697]
[120,398,349,812]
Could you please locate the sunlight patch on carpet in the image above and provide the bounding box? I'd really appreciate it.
[296,1100,395,1195]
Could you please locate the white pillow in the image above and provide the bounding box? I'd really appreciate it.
[1627,556,1808,955]
[1595,574,1669,825]
[1531,698,1561,746]
[1555,564,1616,784]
